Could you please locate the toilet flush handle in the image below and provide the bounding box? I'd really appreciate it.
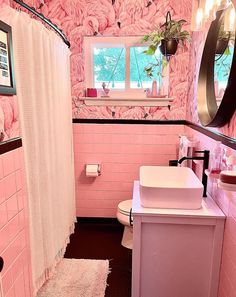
[129,208,133,226]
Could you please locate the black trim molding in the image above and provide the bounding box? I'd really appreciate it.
[73,119,186,125]
[73,118,236,150]
[0,137,22,155]
[77,217,120,225]
[186,121,236,150]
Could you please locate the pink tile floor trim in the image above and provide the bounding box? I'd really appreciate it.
[0,148,32,297]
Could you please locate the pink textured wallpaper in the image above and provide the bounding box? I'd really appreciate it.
[12,0,192,120]
[0,95,20,141]
[1,0,236,135]
[186,31,205,125]
[0,0,194,142]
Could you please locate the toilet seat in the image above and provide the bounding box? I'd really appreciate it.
[116,199,133,249]
[118,199,132,216]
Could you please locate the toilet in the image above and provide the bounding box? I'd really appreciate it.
[116,199,133,249]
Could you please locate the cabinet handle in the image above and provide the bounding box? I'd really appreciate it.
[0,257,4,273]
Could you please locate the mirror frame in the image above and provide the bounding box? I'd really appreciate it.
[197,7,236,127]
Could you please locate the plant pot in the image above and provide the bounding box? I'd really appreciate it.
[159,39,178,56]
[215,39,228,55]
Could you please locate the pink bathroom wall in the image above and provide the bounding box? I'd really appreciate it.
[14,0,192,121]
[186,21,236,297]
[185,126,236,297]
[0,96,20,142]
[0,0,20,142]
[74,123,184,217]
[0,0,235,296]
[0,147,32,297]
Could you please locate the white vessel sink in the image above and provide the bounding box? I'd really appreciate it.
[139,166,203,209]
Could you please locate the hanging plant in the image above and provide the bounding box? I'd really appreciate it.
[142,11,190,76]
[215,24,233,55]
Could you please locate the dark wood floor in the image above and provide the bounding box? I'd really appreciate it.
[64,218,132,297]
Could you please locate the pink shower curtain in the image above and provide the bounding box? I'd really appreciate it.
[0,6,76,296]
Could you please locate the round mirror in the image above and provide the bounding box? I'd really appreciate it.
[197,5,236,127]
[214,10,235,106]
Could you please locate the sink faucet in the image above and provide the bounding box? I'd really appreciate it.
[178,150,210,197]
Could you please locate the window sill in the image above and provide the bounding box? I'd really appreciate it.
[82,96,173,107]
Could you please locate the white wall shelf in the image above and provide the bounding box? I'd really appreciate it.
[82,96,173,107]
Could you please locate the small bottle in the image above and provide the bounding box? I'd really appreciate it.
[145,88,151,97]
[151,80,157,97]
[209,141,222,174]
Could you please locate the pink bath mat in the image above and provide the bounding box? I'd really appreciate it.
[37,259,110,297]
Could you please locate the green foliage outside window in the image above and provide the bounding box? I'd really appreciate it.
[93,46,163,89]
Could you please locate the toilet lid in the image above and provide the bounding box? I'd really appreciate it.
[118,200,132,216]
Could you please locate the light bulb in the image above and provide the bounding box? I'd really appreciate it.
[196,8,204,29]
[205,0,214,17]
[229,7,235,29]
[224,4,235,31]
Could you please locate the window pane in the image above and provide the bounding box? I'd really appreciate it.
[93,47,126,89]
[130,46,163,89]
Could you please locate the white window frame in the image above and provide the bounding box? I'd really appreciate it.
[84,36,169,98]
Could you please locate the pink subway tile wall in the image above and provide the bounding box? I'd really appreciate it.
[185,126,236,297]
[0,148,32,297]
[73,124,185,217]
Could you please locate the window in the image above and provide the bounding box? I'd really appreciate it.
[84,36,169,98]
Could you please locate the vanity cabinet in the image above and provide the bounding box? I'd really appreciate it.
[132,181,225,297]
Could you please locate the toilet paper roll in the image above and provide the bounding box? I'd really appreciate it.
[86,164,100,177]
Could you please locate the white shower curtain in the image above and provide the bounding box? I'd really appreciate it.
[0,6,76,295]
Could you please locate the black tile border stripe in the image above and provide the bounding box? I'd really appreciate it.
[73,119,186,125]
[77,217,120,225]
[1,120,235,155]
[0,137,22,155]
[73,119,236,150]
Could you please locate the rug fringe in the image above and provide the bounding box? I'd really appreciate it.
[34,222,75,296]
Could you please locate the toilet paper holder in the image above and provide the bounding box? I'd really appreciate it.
[85,164,101,176]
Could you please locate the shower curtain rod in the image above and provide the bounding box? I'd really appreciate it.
[13,0,70,48]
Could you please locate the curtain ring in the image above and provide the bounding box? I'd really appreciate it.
[16,4,21,12]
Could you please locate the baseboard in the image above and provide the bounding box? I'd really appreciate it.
[76,217,120,225]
